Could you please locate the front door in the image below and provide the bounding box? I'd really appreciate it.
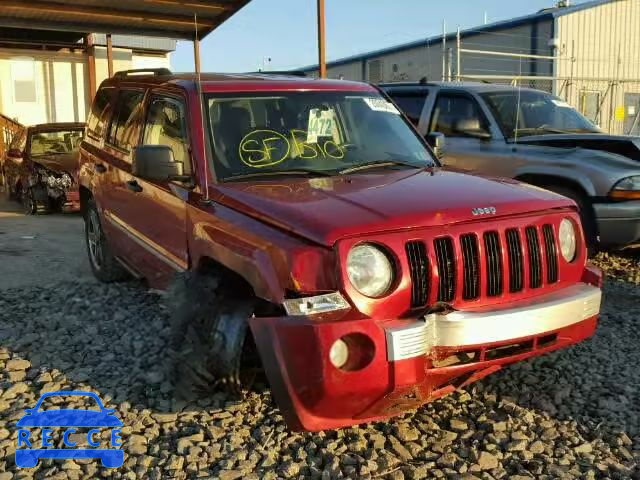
[428,91,513,177]
[117,94,191,287]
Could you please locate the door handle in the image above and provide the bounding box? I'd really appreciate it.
[95,164,107,174]
[125,180,143,193]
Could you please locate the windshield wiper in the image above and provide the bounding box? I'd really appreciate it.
[224,168,335,182]
[515,125,569,135]
[338,160,422,175]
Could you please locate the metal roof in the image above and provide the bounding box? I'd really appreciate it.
[0,1,252,40]
[296,0,615,71]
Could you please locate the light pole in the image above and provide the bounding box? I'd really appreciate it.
[317,0,326,78]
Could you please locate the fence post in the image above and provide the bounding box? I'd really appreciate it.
[441,19,446,82]
[456,27,461,82]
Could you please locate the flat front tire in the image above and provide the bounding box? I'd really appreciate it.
[84,198,128,283]
[168,271,257,402]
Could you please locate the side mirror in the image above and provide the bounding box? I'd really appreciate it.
[453,119,492,140]
[7,148,22,160]
[132,145,186,182]
[426,132,446,159]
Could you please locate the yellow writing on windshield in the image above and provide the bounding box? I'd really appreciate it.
[239,130,290,168]
[239,129,345,168]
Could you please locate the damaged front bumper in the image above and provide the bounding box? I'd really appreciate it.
[249,269,602,432]
[29,168,80,212]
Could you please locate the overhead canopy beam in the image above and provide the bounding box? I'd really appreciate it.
[0,0,251,40]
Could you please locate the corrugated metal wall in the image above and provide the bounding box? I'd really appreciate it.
[305,20,553,83]
[557,0,640,134]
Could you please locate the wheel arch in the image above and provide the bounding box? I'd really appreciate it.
[79,185,92,217]
[514,171,596,197]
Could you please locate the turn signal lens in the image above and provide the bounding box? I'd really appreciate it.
[610,176,640,200]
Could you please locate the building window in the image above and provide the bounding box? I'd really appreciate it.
[581,90,601,125]
[368,59,383,84]
[11,58,37,103]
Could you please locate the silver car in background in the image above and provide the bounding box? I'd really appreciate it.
[382,82,640,250]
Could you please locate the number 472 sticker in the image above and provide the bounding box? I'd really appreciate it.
[307,109,339,144]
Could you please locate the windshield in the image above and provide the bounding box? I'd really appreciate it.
[29,130,84,156]
[481,90,600,139]
[205,92,434,180]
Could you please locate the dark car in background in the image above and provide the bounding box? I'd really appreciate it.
[382,82,640,250]
[1,122,85,214]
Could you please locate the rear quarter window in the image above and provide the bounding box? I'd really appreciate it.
[387,91,428,126]
[106,90,145,152]
[87,88,114,140]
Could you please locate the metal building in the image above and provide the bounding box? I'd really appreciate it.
[298,0,640,134]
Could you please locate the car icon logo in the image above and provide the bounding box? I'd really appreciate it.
[15,391,124,468]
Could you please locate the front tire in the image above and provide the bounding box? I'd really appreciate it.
[168,270,256,401]
[84,198,128,283]
[21,186,50,215]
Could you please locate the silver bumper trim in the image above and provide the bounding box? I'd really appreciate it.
[386,283,601,362]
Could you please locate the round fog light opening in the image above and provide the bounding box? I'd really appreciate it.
[329,339,349,369]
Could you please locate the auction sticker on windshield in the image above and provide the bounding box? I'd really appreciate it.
[15,391,124,468]
[307,108,339,143]
[362,97,400,115]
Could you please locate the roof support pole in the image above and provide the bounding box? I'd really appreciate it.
[317,0,326,78]
[194,37,201,76]
[86,34,96,99]
[107,33,114,78]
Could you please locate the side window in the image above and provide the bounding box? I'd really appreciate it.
[431,93,488,137]
[143,97,191,174]
[87,88,113,140]
[388,92,427,126]
[107,90,145,151]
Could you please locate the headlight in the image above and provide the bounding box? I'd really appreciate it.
[610,176,640,200]
[347,244,394,297]
[559,219,577,262]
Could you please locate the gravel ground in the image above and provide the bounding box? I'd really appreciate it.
[0,252,638,479]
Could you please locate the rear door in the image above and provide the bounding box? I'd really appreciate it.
[112,93,191,285]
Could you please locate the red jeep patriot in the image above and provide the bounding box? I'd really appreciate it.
[78,69,602,431]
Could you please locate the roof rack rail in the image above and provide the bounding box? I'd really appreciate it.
[249,70,307,77]
[113,68,172,78]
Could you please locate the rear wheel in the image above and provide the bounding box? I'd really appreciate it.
[84,198,128,282]
[544,184,597,254]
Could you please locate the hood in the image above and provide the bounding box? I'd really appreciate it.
[32,152,79,176]
[517,133,640,161]
[213,169,574,246]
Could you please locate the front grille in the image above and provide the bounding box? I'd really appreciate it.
[460,234,480,300]
[404,222,563,308]
[406,241,429,308]
[483,231,503,297]
[434,237,456,302]
[542,225,559,283]
[525,227,543,288]
[506,228,524,293]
